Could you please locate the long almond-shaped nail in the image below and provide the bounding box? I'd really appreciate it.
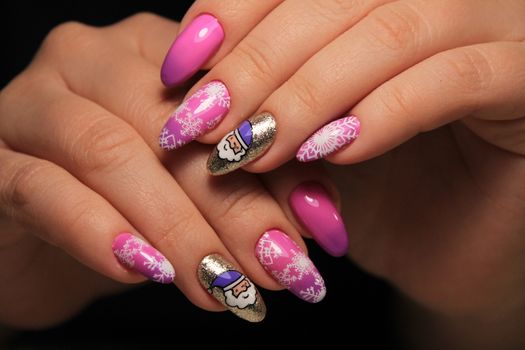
[161,14,224,87]
[159,81,230,150]
[296,115,360,162]
[289,182,349,257]
[256,230,326,303]
[112,233,175,284]
[198,254,266,322]
[207,112,276,175]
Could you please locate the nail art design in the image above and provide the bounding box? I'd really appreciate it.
[198,254,266,322]
[289,182,349,257]
[256,230,326,303]
[161,14,224,87]
[159,81,230,150]
[296,115,360,162]
[112,233,175,284]
[207,112,276,175]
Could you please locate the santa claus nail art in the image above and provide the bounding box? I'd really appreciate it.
[198,254,266,322]
[256,230,326,303]
[112,233,175,284]
[296,115,360,162]
[159,81,230,150]
[207,112,276,175]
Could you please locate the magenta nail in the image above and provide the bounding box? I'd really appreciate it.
[112,233,175,284]
[161,14,224,87]
[289,182,349,257]
[296,115,360,162]
[256,230,326,303]
[159,81,230,150]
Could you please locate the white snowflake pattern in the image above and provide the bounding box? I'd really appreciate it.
[113,236,146,268]
[297,116,359,162]
[159,127,177,150]
[299,278,326,303]
[176,110,204,138]
[256,234,282,265]
[144,256,175,283]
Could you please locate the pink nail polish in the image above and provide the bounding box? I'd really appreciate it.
[161,14,224,87]
[159,81,230,150]
[289,182,349,257]
[296,115,360,162]
[256,230,326,303]
[112,233,175,284]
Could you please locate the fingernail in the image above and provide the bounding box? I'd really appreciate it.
[159,81,230,150]
[207,112,276,175]
[112,233,175,284]
[289,182,349,257]
[256,230,326,303]
[161,14,224,87]
[198,254,266,322]
[296,115,360,162]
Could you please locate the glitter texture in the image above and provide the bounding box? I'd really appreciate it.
[198,254,266,322]
[207,112,277,176]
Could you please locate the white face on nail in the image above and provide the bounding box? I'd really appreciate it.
[223,281,257,309]
[217,131,246,162]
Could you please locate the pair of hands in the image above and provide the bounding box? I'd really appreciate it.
[1,0,525,340]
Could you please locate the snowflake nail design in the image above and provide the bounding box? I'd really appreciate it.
[296,115,360,162]
[159,81,230,150]
[112,233,175,284]
[256,230,326,303]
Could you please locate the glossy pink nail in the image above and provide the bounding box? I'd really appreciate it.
[159,81,230,150]
[296,115,360,162]
[161,14,224,87]
[112,233,175,284]
[289,182,349,257]
[256,230,326,303]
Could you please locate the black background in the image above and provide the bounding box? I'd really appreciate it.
[0,2,402,349]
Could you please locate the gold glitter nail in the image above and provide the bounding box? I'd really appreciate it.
[207,112,277,176]
[198,254,266,322]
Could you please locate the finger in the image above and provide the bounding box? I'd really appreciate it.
[161,0,283,86]
[206,0,525,174]
[165,144,328,303]
[259,161,351,258]
[0,148,148,284]
[324,41,525,163]
[188,0,389,140]
[0,76,253,316]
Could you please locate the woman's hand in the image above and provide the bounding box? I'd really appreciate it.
[161,0,525,346]
[0,14,343,327]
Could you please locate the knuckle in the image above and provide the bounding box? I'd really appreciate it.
[41,21,100,58]
[439,47,495,94]
[122,11,162,27]
[213,184,267,224]
[151,208,199,247]
[70,116,140,176]
[375,82,421,131]
[1,159,55,216]
[365,3,425,51]
[233,37,278,85]
[289,74,323,114]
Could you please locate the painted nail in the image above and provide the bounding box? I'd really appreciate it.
[207,112,276,175]
[198,254,266,322]
[256,230,326,303]
[289,182,349,257]
[161,14,224,87]
[296,115,360,162]
[159,81,230,150]
[112,233,175,284]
